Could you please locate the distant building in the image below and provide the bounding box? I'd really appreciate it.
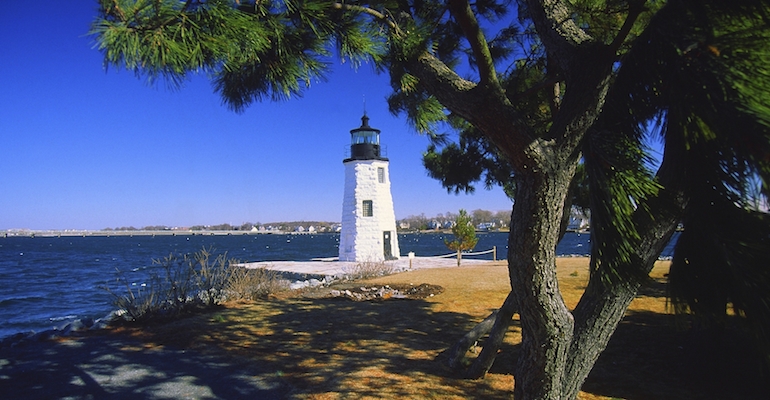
[477,222,496,231]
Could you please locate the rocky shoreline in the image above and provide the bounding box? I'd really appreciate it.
[301,283,445,301]
[0,274,442,349]
[0,313,115,348]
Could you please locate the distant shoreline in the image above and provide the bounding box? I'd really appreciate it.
[1,230,323,238]
[2,229,527,238]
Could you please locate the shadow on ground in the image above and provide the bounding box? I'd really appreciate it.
[3,271,768,399]
[582,310,769,400]
[0,296,512,399]
[145,296,514,398]
[0,330,288,399]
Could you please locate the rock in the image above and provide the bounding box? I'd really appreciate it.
[290,280,310,290]
[80,317,95,329]
[59,322,75,336]
[92,318,111,330]
[0,332,31,348]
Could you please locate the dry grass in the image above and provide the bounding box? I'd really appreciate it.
[112,258,767,399]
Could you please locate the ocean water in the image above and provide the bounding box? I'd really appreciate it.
[0,232,675,339]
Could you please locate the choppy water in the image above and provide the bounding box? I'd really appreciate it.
[0,232,675,338]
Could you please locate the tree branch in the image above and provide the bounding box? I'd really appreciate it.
[608,0,647,56]
[447,0,499,86]
[524,0,591,72]
[446,311,499,369]
[561,128,689,398]
[412,51,479,117]
[331,2,400,34]
[411,51,539,169]
[466,290,518,378]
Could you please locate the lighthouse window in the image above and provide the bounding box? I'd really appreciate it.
[377,168,385,183]
[353,131,378,145]
[362,200,373,217]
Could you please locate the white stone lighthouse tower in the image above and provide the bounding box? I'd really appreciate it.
[339,114,400,262]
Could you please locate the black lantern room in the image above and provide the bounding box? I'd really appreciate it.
[345,114,388,162]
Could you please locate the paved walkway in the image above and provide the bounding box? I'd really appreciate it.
[241,256,496,278]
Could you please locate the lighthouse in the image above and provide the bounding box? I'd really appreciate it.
[339,114,400,262]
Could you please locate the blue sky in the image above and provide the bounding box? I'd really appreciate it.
[0,3,512,230]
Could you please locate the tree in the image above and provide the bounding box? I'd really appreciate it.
[91,1,770,398]
[469,208,492,226]
[444,209,478,266]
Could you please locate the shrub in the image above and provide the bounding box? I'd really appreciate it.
[342,260,396,280]
[190,248,231,306]
[104,247,287,323]
[226,265,289,300]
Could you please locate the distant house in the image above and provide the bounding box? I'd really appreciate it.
[477,222,496,231]
[567,216,590,232]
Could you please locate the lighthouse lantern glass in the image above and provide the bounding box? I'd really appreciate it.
[352,130,379,145]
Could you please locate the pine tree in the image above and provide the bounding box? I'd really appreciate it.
[444,209,478,266]
[91,1,770,397]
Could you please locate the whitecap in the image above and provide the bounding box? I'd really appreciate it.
[49,315,77,322]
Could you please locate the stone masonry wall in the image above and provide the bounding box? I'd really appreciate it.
[339,159,400,261]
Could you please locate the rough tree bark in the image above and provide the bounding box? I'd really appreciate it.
[507,164,580,399]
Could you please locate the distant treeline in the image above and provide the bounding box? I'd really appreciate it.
[104,221,338,233]
[396,209,511,231]
[103,209,515,233]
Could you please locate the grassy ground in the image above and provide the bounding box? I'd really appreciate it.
[110,258,767,399]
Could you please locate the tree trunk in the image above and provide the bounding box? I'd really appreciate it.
[463,142,685,399]
[559,128,688,398]
[457,249,462,266]
[507,165,578,400]
[559,216,681,397]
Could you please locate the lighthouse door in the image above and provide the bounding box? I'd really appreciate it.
[383,231,393,259]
